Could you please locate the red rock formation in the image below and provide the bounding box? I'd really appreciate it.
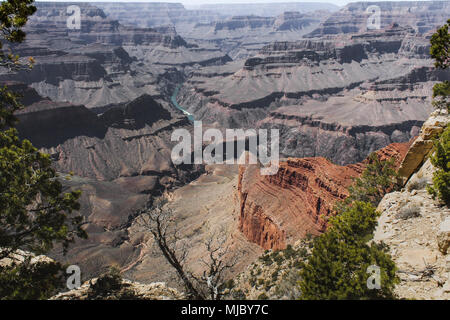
[237,142,412,250]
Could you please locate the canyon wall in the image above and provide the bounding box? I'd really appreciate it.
[0,2,230,109]
[178,23,448,164]
[237,142,411,250]
[306,1,450,37]
[374,109,450,299]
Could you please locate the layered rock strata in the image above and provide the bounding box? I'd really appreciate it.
[237,142,411,250]
[178,24,448,164]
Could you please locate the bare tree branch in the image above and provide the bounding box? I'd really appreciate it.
[137,199,204,300]
[137,199,243,300]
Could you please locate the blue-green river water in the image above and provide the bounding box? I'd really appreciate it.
[170,85,194,122]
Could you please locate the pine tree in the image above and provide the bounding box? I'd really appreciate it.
[430,19,450,112]
[334,153,400,214]
[0,0,87,299]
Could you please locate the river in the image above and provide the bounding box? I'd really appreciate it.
[170,85,194,122]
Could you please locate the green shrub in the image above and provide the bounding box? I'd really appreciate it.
[273,253,284,266]
[430,19,449,111]
[292,259,303,269]
[396,204,421,220]
[299,149,401,300]
[274,269,302,300]
[283,245,295,259]
[296,247,308,258]
[231,289,246,300]
[271,269,279,282]
[305,233,314,241]
[428,126,450,206]
[299,202,398,300]
[249,276,256,287]
[0,1,87,300]
[87,266,137,300]
[223,279,235,290]
[259,254,273,266]
[0,259,65,300]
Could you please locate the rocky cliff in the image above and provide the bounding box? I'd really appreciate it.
[374,109,450,299]
[237,142,411,250]
[94,2,338,32]
[179,24,446,164]
[0,3,231,109]
[51,278,183,300]
[397,109,450,182]
[274,12,320,31]
[196,3,339,18]
[96,2,224,29]
[306,1,450,37]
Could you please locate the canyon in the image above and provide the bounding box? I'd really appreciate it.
[178,22,447,164]
[5,80,204,280]
[1,1,449,292]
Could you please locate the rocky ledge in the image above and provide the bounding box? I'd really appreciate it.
[374,108,450,300]
[51,279,183,300]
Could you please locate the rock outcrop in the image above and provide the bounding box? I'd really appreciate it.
[0,3,231,109]
[274,12,320,31]
[97,2,338,34]
[196,13,321,33]
[374,109,450,300]
[51,279,183,300]
[237,142,410,250]
[397,109,450,182]
[28,2,187,48]
[0,249,54,267]
[374,158,450,299]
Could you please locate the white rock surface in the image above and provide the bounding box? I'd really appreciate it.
[374,158,450,300]
[438,217,450,255]
[51,278,184,300]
